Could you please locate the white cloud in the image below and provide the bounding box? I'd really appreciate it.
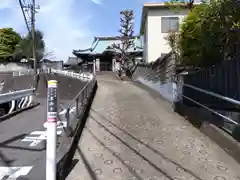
[0,0,93,61]
[91,0,102,5]
[0,0,17,9]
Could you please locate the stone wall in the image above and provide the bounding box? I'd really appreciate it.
[132,52,175,102]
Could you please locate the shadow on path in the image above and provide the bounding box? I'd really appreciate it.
[90,108,204,180]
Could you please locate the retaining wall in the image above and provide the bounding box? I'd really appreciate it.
[132,66,173,102]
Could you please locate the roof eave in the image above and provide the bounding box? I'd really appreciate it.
[95,36,140,41]
[140,6,146,35]
[140,2,201,35]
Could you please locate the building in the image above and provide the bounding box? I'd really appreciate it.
[140,2,200,63]
[40,59,63,70]
[72,36,143,72]
[63,57,83,71]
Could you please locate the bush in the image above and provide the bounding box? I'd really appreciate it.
[178,0,240,67]
[179,4,208,67]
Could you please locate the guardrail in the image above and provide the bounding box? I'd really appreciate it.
[7,68,93,80]
[50,69,93,81]
[0,88,35,115]
[0,68,94,117]
[57,75,96,134]
[12,70,34,76]
[182,83,239,132]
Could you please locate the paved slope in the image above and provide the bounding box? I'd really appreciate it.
[67,75,240,180]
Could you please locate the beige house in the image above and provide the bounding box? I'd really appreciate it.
[140,2,200,63]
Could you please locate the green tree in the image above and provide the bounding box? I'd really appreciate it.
[178,4,208,66]
[0,28,21,61]
[14,30,45,62]
[173,0,240,67]
[200,0,240,62]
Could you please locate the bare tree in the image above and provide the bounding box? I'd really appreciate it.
[111,10,135,70]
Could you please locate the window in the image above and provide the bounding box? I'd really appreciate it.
[161,17,179,33]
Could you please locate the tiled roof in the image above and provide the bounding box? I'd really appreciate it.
[65,57,83,65]
[73,36,143,55]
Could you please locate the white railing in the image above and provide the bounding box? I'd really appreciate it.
[50,69,93,81]
[0,89,35,104]
[0,88,35,114]
[12,70,34,76]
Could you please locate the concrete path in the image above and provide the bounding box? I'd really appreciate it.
[67,75,240,180]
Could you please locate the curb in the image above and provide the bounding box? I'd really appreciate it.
[200,122,240,164]
[56,81,98,180]
[176,104,240,164]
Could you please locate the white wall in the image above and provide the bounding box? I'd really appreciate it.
[143,18,148,62]
[145,8,189,63]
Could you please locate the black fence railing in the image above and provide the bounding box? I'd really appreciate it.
[179,59,240,137]
[183,59,240,111]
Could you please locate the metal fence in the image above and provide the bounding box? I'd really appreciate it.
[180,59,240,135]
[184,59,240,110]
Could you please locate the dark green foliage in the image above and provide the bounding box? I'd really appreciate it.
[0,28,21,61]
[13,30,45,62]
[177,0,240,67]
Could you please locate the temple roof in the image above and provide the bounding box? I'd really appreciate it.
[64,56,83,65]
[73,36,143,56]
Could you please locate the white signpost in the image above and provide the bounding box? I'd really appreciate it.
[46,80,58,180]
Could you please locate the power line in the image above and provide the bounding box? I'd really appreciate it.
[18,0,40,89]
[18,0,31,35]
[31,0,38,89]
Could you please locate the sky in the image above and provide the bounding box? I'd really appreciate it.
[0,0,163,61]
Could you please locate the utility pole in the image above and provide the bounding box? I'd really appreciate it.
[19,0,39,89]
[30,0,38,89]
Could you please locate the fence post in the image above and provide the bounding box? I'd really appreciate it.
[65,108,70,129]
[46,80,58,180]
[93,59,96,75]
[76,97,79,118]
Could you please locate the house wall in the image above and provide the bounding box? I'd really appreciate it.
[131,52,176,102]
[143,18,148,62]
[145,8,189,63]
[41,61,63,70]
